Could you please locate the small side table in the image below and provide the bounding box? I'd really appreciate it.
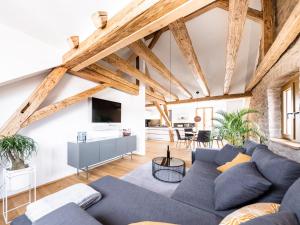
[2,166,36,224]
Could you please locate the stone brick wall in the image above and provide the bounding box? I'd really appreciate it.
[249,37,300,162]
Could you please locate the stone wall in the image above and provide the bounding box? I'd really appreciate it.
[249,36,300,162]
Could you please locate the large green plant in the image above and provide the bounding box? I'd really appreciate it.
[213,109,264,146]
[0,134,36,170]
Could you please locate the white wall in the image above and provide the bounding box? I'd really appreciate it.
[0,23,61,85]
[0,73,145,195]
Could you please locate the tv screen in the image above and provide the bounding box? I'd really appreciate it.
[91,98,121,123]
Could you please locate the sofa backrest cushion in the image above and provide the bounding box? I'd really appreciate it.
[241,211,299,225]
[280,178,300,222]
[214,162,272,210]
[215,144,246,166]
[252,149,300,203]
[243,140,268,156]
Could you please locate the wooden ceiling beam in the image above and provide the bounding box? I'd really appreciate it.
[129,40,193,98]
[246,2,300,91]
[169,18,210,96]
[70,69,139,96]
[62,0,216,71]
[260,0,275,58]
[223,0,249,94]
[0,67,67,136]
[22,84,108,128]
[146,92,252,106]
[144,0,262,41]
[103,53,178,99]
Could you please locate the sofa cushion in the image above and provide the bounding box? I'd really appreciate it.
[280,178,300,222]
[252,149,300,203]
[34,203,102,225]
[88,176,221,225]
[243,140,268,156]
[219,203,280,225]
[215,162,272,210]
[217,153,251,173]
[214,144,246,166]
[241,212,299,225]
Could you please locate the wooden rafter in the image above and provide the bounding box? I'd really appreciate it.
[22,84,108,128]
[153,101,174,142]
[103,53,178,99]
[260,0,275,58]
[144,0,262,41]
[70,69,139,96]
[169,18,210,96]
[223,0,249,94]
[62,0,216,71]
[129,40,193,98]
[246,2,300,91]
[146,92,252,106]
[0,67,67,136]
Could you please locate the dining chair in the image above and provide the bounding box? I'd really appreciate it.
[175,129,188,148]
[195,130,211,148]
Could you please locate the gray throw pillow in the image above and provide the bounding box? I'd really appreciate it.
[280,178,300,222]
[252,149,300,203]
[214,162,272,210]
[214,144,246,165]
[241,212,299,225]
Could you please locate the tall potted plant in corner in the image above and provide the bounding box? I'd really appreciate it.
[213,109,265,147]
[0,134,36,170]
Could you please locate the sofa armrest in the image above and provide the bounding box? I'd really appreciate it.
[33,203,102,225]
[192,148,219,163]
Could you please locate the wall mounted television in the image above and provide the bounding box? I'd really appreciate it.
[91,98,121,123]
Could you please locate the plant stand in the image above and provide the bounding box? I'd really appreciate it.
[2,166,36,224]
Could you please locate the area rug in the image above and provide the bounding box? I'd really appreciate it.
[121,162,184,198]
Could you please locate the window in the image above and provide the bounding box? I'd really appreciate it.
[196,107,213,130]
[282,83,295,139]
[281,76,299,142]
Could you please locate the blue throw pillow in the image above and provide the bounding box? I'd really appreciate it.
[280,178,300,222]
[252,149,300,203]
[241,212,299,225]
[214,162,272,210]
[214,144,246,166]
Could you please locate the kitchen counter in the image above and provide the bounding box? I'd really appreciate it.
[145,127,185,141]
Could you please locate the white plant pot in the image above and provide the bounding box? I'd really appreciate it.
[4,166,34,192]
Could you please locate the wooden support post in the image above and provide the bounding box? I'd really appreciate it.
[0,67,67,136]
[22,84,108,128]
[154,101,174,142]
[91,11,108,29]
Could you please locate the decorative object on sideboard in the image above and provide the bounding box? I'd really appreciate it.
[122,129,131,136]
[77,132,87,143]
[0,134,37,171]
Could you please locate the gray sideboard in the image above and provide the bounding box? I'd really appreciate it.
[68,135,137,178]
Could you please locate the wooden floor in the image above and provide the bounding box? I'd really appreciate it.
[1,140,192,224]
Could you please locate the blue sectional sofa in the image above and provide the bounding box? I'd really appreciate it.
[12,141,300,225]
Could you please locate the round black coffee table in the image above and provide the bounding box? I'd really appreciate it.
[152,157,186,183]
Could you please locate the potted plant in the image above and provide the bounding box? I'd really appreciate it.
[0,134,37,170]
[213,109,265,147]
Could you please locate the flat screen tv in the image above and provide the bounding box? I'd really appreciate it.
[91,98,121,123]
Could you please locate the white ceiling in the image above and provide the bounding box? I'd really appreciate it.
[0,0,262,99]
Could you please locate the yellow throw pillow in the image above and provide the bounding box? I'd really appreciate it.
[217,153,251,173]
[219,203,280,225]
[130,222,177,225]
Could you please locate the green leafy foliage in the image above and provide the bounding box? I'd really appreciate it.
[213,109,265,146]
[0,134,36,170]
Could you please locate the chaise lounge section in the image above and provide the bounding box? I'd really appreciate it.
[12,140,300,225]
